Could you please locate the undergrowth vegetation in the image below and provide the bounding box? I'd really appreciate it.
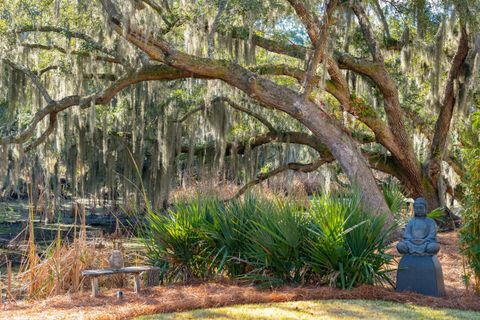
[142,191,395,289]
[459,111,480,293]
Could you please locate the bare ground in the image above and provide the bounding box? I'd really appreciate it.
[2,231,479,320]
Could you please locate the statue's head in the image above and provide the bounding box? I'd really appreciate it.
[413,197,428,217]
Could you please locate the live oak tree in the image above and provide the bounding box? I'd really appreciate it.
[0,0,478,223]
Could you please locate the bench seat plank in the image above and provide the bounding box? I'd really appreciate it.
[81,266,160,297]
[82,266,160,277]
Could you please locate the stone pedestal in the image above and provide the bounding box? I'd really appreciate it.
[396,255,446,296]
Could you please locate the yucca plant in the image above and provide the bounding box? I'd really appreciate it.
[305,191,394,289]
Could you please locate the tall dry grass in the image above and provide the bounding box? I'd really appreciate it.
[5,199,142,300]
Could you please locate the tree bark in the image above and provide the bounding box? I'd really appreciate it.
[99,0,393,219]
[425,24,469,213]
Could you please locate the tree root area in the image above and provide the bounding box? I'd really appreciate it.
[3,232,479,320]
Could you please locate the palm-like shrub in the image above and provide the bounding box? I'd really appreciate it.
[382,178,407,224]
[460,209,480,293]
[344,207,395,287]
[242,199,308,286]
[143,199,217,282]
[142,192,394,289]
[205,196,257,277]
[305,193,394,289]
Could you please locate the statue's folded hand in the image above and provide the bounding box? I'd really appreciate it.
[412,239,426,245]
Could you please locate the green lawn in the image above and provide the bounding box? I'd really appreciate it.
[134,299,480,320]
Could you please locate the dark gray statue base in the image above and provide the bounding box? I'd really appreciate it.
[396,255,446,297]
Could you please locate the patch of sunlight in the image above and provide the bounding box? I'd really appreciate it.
[134,299,480,320]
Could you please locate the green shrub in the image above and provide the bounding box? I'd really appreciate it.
[142,192,394,289]
[205,196,257,277]
[381,178,407,224]
[143,199,219,282]
[305,193,394,289]
[241,199,308,286]
[459,114,480,293]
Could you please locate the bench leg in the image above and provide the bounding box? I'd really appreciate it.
[134,274,141,294]
[91,277,99,298]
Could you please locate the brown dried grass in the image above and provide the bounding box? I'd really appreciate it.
[2,231,479,320]
[169,172,318,204]
[170,180,240,202]
[12,238,143,300]
[10,201,141,300]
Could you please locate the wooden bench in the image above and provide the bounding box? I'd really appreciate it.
[82,266,160,297]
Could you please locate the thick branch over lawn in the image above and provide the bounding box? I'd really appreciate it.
[99,0,393,217]
[1,0,470,222]
[0,64,207,146]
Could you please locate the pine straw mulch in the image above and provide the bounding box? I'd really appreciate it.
[2,231,480,320]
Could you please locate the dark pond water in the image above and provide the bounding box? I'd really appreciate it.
[0,201,143,267]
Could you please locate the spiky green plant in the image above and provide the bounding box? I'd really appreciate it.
[241,199,308,286]
[143,199,218,282]
[305,192,394,289]
[459,112,480,293]
[203,196,257,277]
[382,178,407,224]
[142,192,394,289]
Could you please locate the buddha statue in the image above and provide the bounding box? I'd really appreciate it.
[397,197,440,255]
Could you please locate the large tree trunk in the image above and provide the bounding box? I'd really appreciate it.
[99,0,394,222]
[298,104,392,218]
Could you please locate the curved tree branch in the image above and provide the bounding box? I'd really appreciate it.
[252,62,400,155]
[0,64,208,148]
[372,0,391,40]
[232,145,401,200]
[216,97,277,133]
[36,65,60,76]
[430,25,469,160]
[232,157,332,199]
[230,27,307,59]
[208,0,227,58]
[349,2,423,197]
[21,43,122,64]
[174,96,277,133]
[351,2,383,63]
[24,113,57,152]
[175,105,205,123]
[180,131,331,157]
[4,59,53,104]
[300,0,338,98]
[16,25,120,59]
[230,25,412,167]
[141,0,185,33]
[286,0,322,44]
